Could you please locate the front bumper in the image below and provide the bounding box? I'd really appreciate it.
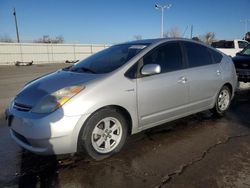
[6,104,88,155]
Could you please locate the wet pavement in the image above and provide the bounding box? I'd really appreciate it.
[0,64,250,188]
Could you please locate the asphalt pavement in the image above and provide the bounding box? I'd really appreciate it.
[0,64,250,188]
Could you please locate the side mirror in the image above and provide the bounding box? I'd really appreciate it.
[141,64,161,76]
[236,51,241,56]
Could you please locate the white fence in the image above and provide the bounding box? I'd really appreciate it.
[0,42,110,65]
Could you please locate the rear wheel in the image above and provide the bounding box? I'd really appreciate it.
[78,108,128,160]
[210,85,231,117]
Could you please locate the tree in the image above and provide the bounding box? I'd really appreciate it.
[133,35,142,40]
[201,32,216,45]
[192,37,201,42]
[54,36,64,43]
[245,32,250,42]
[163,26,181,38]
[0,35,14,42]
[34,35,64,43]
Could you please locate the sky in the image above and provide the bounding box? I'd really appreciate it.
[0,0,249,44]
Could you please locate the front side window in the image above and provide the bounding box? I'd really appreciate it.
[183,42,212,68]
[143,42,183,73]
[69,44,148,74]
[238,41,249,49]
[241,45,250,56]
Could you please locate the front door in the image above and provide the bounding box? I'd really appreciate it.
[137,42,189,128]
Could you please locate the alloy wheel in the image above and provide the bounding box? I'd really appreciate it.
[91,117,122,153]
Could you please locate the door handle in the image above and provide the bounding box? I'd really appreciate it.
[216,70,221,75]
[178,76,187,84]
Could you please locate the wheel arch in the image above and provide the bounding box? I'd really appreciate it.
[223,82,233,97]
[77,105,133,151]
[100,105,133,135]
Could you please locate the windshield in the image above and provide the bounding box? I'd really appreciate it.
[68,44,148,74]
[240,45,250,56]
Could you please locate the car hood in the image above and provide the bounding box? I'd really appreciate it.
[233,55,250,63]
[233,55,250,69]
[14,70,104,107]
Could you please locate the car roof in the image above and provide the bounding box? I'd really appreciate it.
[119,38,224,56]
[118,38,200,46]
[122,38,163,45]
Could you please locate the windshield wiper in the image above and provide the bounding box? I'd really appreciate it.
[62,65,73,71]
[70,67,96,74]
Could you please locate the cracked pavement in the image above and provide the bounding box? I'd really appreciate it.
[0,64,250,188]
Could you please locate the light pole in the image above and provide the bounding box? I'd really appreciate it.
[240,19,250,37]
[13,8,20,43]
[155,3,172,38]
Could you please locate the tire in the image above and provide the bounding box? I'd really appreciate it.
[78,108,128,160]
[210,85,231,117]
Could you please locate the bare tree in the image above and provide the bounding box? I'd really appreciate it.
[201,32,216,45]
[133,35,142,40]
[163,26,181,38]
[192,37,201,42]
[34,35,64,43]
[245,32,250,42]
[163,31,169,38]
[0,35,14,42]
[54,35,64,43]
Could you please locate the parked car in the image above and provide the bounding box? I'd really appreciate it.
[211,39,249,57]
[6,38,237,160]
[232,44,250,82]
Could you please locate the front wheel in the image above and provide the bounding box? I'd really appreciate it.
[210,85,231,117]
[78,108,128,160]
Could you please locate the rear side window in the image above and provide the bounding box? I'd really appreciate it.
[211,41,234,49]
[143,42,183,73]
[183,42,212,68]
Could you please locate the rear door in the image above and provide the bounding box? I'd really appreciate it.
[182,41,223,110]
[137,42,189,127]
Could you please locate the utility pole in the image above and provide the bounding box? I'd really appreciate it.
[155,3,172,38]
[190,25,193,39]
[240,19,250,37]
[13,8,20,43]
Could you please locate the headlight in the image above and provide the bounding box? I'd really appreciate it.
[31,85,85,114]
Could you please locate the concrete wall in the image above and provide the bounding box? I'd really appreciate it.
[0,42,110,65]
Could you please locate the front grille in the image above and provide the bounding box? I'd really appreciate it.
[12,130,30,145]
[14,102,32,112]
[236,69,250,81]
[238,74,250,80]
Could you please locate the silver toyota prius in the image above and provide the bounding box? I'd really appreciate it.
[6,38,237,160]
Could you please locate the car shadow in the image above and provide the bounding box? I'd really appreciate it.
[18,151,59,188]
[9,89,65,188]
[13,83,250,188]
